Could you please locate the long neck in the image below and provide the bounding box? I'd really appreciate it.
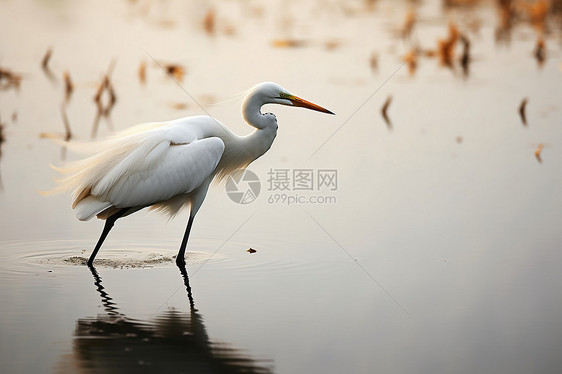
[242,91,274,129]
[240,92,278,160]
[214,95,277,182]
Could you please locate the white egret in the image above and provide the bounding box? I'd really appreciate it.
[53,82,334,267]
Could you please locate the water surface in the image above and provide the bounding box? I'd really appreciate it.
[1,0,562,373]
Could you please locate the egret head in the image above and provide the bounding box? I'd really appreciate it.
[250,82,334,115]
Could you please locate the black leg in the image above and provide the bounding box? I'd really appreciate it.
[176,214,195,267]
[87,209,127,267]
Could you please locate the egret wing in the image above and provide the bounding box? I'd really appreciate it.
[97,137,225,208]
[69,117,227,220]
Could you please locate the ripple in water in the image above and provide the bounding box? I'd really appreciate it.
[0,238,224,275]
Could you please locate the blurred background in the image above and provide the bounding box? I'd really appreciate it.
[1,0,562,373]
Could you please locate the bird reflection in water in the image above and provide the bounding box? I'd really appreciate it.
[62,266,273,373]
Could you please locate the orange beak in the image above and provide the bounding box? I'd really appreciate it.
[287,94,334,115]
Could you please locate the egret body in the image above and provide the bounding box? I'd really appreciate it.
[54,82,333,267]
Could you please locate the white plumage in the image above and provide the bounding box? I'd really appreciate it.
[51,82,334,266]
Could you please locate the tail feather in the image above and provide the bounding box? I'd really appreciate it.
[75,196,113,221]
[148,194,190,220]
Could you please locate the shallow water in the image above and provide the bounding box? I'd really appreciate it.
[1,0,562,373]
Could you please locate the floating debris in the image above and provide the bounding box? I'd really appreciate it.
[534,143,544,163]
[370,52,378,73]
[163,64,186,81]
[381,95,393,130]
[11,111,17,123]
[203,8,216,35]
[63,71,74,103]
[41,47,56,82]
[0,117,5,156]
[534,36,545,67]
[169,102,189,110]
[60,103,72,142]
[460,34,471,76]
[324,39,343,51]
[41,47,52,70]
[104,80,117,117]
[456,136,463,144]
[94,76,108,104]
[93,74,117,116]
[138,60,146,84]
[271,39,307,48]
[0,66,22,90]
[97,62,116,105]
[519,98,528,126]
[437,22,459,68]
[403,49,417,75]
[39,132,61,139]
[401,9,416,39]
[92,61,117,138]
[247,248,257,254]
